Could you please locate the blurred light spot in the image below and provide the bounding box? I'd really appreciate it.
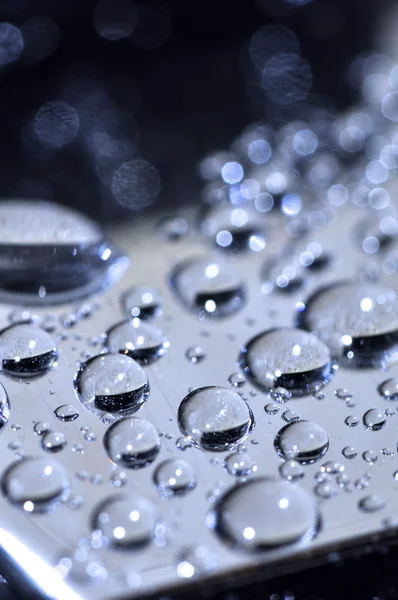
[293,129,318,156]
[369,187,389,210]
[21,16,60,64]
[363,236,379,254]
[132,2,172,49]
[380,144,398,170]
[366,161,388,184]
[382,92,398,122]
[255,192,274,212]
[249,25,299,72]
[221,162,243,185]
[266,172,287,195]
[262,53,312,105]
[248,139,272,164]
[34,101,80,149]
[112,159,160,210]
[281,193,301,216]
[362,73,389,104]
[328,184,348,206]
[0,22,23,66]
[94,0,138,41]
[339,126,364,153]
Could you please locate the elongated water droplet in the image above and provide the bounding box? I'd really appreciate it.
[213,478,318,551]
[154,459,196,496]
[298,282,398,368]
[106,319,169,364]
[123,286,162,320]
[178,386,254,451]
[240,328,334,396]
[54,405,79,422]
[74,353,149,416]
[92,494,157,548]
[1,456,70,512]
[104,417,160,469]
[170,256,245,318]
[358,495,385,512]
[274,420,329,464]
[0,323,58,376]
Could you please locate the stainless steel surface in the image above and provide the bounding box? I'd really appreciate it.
[0,200,398,599]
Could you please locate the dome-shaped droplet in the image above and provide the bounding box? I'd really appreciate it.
[154,459,196,496]
[74,353,149,416]
[358,495,385,512]
[1,456,70,512]
[279,459,304,481]
[178,386,254,451]
[363,409,386,431]
[298,282,398,368]
[274,420,329,464]
[0,382,10,429]
[106,319,169,364]
[225,452,254,477]
[122,286,162,320]
[378,378,398,400]
[213,478,318,551]
[0,323,58,376]
[54,405,79,422]
[0,199,127,304]
[92,493,157,548]
[200,204,266,253]
[41,431,67,452]
[104,417,160,469]
[170,256,245,318]
[240,328,334,396]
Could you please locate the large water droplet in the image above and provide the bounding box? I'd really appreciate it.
[104,417,160,469]
[274,420,329,464]
[154,459,196,496]
[363,409,386,431]
[106,319,169,364]
[170,256,245,318]
[0,199,127,304]
[200,204,266,252]
[378,377,398,400]
[298,282,398,368]
[122,286,162,320]
[92,494,157,548]
[178,386,254,451]
[1,456,70,512]
[213,478,318,551]
[240,328,334,396]
[74,353,149,416]
[0,323,58,376]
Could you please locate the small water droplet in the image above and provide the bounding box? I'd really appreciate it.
[106,319,169,364]
[186,346,206,364]
[225,452,254,477]
[201,203,266,253]
[228,372,245,387]
[336,473,350,487]
[362,450,378,463]
[335,389,352,400]
[154,459,196,496]
[123,286,162,320]
[110,471,128,488]
[314,482,338,499]
[176,436,192,451]
[54,405,79,422]
[279,459,304,481]
[34,421,50,435]
[274,420,329,464]
[104,417,160,469]
[345,415,359,427]
[270,387,291,403]
[282,409,300,423]
[358,495,385,512]
[84,431,97,442]
[264,403,279,415]
[72,444,84,455]
[240,328,335,396]
[41,431,67,452]
[342,446,357,459]
[363,408,386,431]
[74,353,149,416]
[177,386,254,451]
[0,323,58,376]
[158,216,188,241]
[378,378,398,400]
[92,494,157,548]
[382,447,394,456]
[321,461,344,474]
[1,456,70,512]
[176,546,219,579]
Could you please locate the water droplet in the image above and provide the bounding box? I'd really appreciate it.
[178,386,254,451]
[240,328,334,396]
[228,372,245,387]
[34,421,50,435]
[176,546,219,579]
[56,549,107,583]
[314,482,338,499]
[279,459,304,481]
[213,478,318,551]
[282,409,300,423]
[270,387,291,403]
[84,431,97,442]
[186,346,206,364]
[298,282,398,368]
[225,452,254,477]
[104,417,160,469]
[358,495,385,512]
[72,444,84,455]
[362,450,378,463]
[382,447,394,456]
[123,286,162,320]
[0,200,126,303]
[170,256,245,318]
[345,415,359,427]
[74,353,149,416]
[274,420,329,464]
[0,323,58,376]
[158,216,188,241]
[106,318,169,365]
[201,204,266,253]
[264,403,279,415]
[1,456,70,512]
[41,431,67,452]
[154,459,196,496]
[335,388,352,400]
[0,383,10,430]
[54,405,79,422]
[110,471,128,488]
[321,461,344,474]
[176,436,192,451]
[92,494,157,548]
[378,378,398,400]
[363,409,386,431]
